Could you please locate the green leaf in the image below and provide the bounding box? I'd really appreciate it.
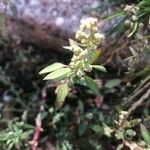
[105,79,121,88]
[126,129,136,137]
[39,63,65,74]
[91,65,107,72]
[140,124,150,145]
[104,11,125,21]
[78,123,87,136]
[103,123,113,138]
[43,68,71,80]
[116,144,124,150]
[91,125,103,134]
[115,130,124,140]
[78,100,84,114]
[55,83,69,108]
[76,77,86,86]
[85,76,100,95]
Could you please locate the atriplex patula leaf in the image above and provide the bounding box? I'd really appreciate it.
[43,68,71,80]
[39,63,65,74]
[55,83,69,108]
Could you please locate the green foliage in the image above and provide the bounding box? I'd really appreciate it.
[140,124,150,145]
[0,0,149,149]
[0,120,33,150]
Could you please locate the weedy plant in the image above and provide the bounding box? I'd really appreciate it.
[0,112,33,150]
[39,18,106,108]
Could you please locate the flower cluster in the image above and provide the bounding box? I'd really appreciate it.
[69,18,104,77]
[75,18,104,48]
[124,4,139,15]
[123,5,149,72]
[124,5,141,37]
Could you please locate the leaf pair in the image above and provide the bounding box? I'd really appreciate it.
[39,63,71,80]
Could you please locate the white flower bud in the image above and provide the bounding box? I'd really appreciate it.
[79,50,88,59]
[139,23,144,29]
[120,111,128,115]
[74,48,82,55]
[85,65,92,72]
[119,114,124,120]
[49,107,54,113]
[77,70,84,77]
[75,31,81,39]
[86,113,93,120]
[94,33,104,40]
[70,62,74,67]
[92,26,98,32]
[80,24,85,31]
[132,15,138,21]
[81,39,86,44]
[71,56,78,63]
[125,20,131,27]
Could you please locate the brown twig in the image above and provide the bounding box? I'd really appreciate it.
[125,88,150,120]
[132,75,150,94]
[126,81,150,106]
[104,41,129,66]
[122,75,150,108]
[29,86,47,150]
[30,81,58,150]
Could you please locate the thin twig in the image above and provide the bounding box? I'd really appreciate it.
[126,81,150,106]
[125,89,150,120]
[133,75,150,94]
[30,81,57,150]
[30,87,47,150]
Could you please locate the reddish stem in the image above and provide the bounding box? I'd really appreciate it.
[30,81,57,150]
[30,87,47,150]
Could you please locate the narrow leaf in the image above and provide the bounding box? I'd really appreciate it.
[91,65,107,72]
[140,124,150,145]
[69,39,81,49]
[43,68,71,80]
[69,39,77,46]
[85,76,100,95]
[39,63,65,74]
[104,11,125,21]
[63,46,72,51]
[56,83,68,108]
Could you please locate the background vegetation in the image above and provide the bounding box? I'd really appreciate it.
[0,0,149,149]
